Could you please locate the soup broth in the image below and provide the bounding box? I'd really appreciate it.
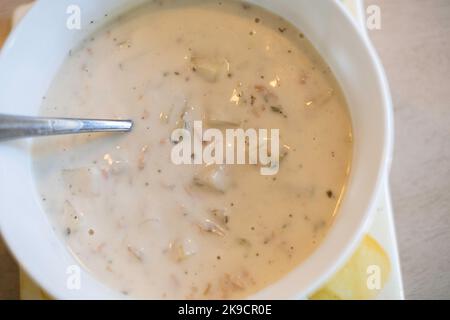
[33,0,352,299]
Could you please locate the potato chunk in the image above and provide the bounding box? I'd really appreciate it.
[193,165,231,193]
[191,56,228,82]
[168,238,198,262]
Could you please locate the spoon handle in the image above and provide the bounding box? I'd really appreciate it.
[0,114,133,141]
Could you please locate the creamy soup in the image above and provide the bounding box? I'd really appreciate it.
[33,0,352,299]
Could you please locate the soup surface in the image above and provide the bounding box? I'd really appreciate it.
[33,0,352,299]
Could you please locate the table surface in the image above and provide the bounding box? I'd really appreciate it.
[1,0,449,300]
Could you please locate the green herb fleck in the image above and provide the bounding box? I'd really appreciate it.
[270,105,287,118]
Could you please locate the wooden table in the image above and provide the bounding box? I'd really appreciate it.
[1,0,449,300]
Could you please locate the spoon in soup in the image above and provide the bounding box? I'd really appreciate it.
[0,114,133,141]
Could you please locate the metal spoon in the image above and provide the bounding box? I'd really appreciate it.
[0,114,133,141]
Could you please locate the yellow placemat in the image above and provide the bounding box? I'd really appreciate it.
[311,235,390,300]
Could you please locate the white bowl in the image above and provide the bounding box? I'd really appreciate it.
[0,0,393,299]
